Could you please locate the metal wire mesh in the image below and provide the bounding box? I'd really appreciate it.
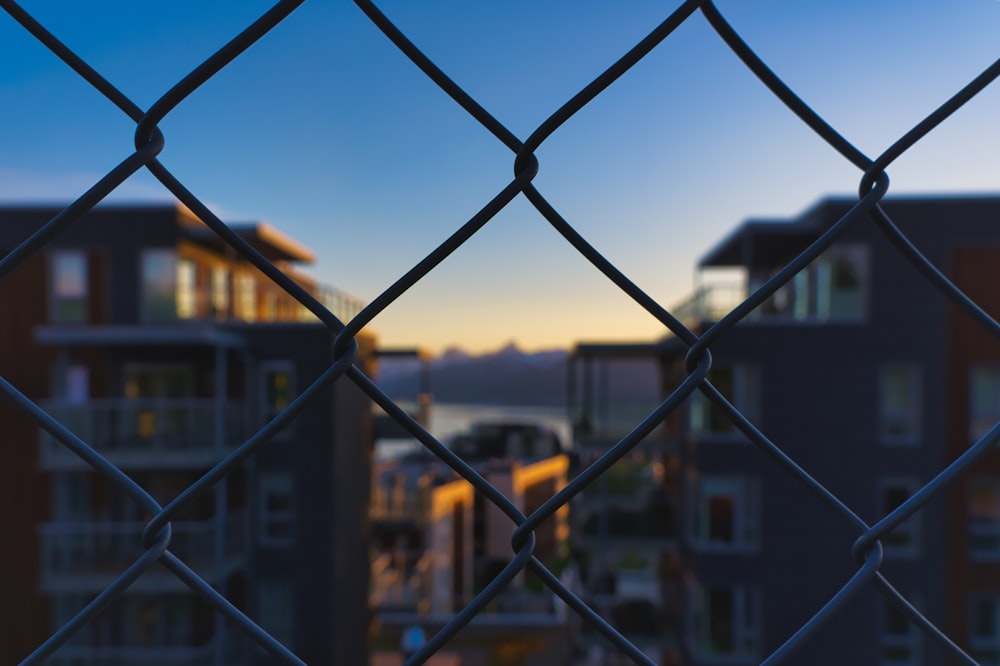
[2,1,999,664]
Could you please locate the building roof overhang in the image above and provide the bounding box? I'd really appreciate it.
[35,324,250,349]
[184,222,315,264]
[698,219,822,269]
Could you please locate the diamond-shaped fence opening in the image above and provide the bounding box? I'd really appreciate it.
[2,1,1000,665]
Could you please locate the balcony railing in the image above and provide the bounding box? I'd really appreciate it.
[40,398,245,469]
[41,514,247,591]
[370,552,431,610]
[669,283,745,325]
[47,644,217,666]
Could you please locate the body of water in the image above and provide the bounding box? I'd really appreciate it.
[375,402,571,461]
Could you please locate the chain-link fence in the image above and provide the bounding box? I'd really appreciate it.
[3,1,1000,664]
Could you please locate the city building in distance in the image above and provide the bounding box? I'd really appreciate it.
[369,422,572,665]
[0,203,374,665]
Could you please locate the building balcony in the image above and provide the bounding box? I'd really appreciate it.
[47,632,253,666]
[40,398,246,469]
[370,552,431,611]
[671,283,746,325]
[47,644,217,666]
[673,246,868,327]
[41,514,247,593]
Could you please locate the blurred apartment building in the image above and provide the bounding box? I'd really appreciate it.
[569,347,683,665]
[0,203,375,665]
[369,423,572,665]
[572,195,1000,666]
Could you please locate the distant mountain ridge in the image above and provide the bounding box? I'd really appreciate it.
[376,343,659,408]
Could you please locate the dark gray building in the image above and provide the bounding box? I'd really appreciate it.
[574,195,1000,665]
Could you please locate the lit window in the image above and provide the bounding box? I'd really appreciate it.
[969,479,1000,560]
[877,480,920,558]
[235,273,256,322]
[690,365,759,437]
[50,251,88,323]
[880,597,921,665]
[691,584,759,660]
[259,472,294,546]
[210,266,229,319]
[141,250,177,321]
[262,291,278,321]
[692,476,759,552]
[175,258,196,319]
[970,595,1000,666]
[260,363,295,439]
[970,366,1000,441]
[879,365,921,445]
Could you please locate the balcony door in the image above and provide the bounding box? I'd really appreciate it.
[123,364,195,449]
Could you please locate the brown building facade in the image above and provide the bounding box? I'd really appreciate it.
[0,203,374,665]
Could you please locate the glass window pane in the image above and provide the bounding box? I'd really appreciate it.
[262,367,295,418]
[821,245,866,320]
[974,598,997,638]
[880,480,919,556]
[880,365,921,444]
[971,366,1000,440]
[707,587,734,652]
[970,482,1000,524]
[211,267,229,319]
[176,258,196,319]
[258,579,295,646]
[260,472,294,546]
[970,480,1000,560]
[707,496,735,542]
[696,477,757,550]
[51,251,88,323]
[142,250,177,321]
[235,273,256,322]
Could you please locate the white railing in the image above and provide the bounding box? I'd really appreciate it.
[370,552,432,609]
[670,283,745,324]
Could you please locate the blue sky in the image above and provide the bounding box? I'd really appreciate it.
[2,1,998,353]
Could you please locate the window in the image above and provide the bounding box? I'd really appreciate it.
[969,478,1000,560]
[970,595,1000,666]
[141,250,178,321]
[816,244,867,321]
[262,290,278,321]
[260,363,296,438]
[691,584,759,660]
[50,250,88,323]
[257,579,295,648]
[690,365,759,437]
[971,365,1000,441]
[259,472,294,546]
[64,365,90,404]
[880,597,921,665]
[53,473,90,521]
[141,251,200,321]
[234,272,256,321]
[749,243,867,322]
[692,476,759,552]
[123,365,195,446]
[877,479,920,558]
[210,266,229,319]
[175,258,196,319]
[879,365,921,445]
